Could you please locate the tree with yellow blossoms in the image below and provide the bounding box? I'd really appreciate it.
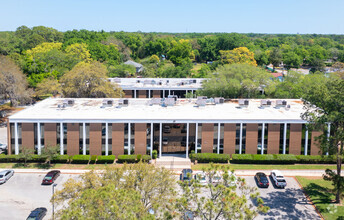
[220,47,257,66]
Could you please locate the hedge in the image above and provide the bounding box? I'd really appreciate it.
[28,155,47,163]
[71,155,90,164]
[117,155,152,163]
[90,155,98,164]
[189,153,230,163]
[97,155,116,164]
[51,155,70,163]
[117,155,137,163]
[231,154,297,164]
[0,155,20,162]
[295,155,336,164]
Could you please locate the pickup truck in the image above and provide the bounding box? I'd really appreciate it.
[270,170,287,189]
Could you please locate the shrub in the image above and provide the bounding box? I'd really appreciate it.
[136,154,142,161]
[152,150,158,159]
[28,155,47,163]
[231,154,297,164]
[274,154,297,164]
[231,154,253,164]
[189,153,230,163]
[296,155,336,164]
[97,155,116,164]
[117,155,137,163]
[51,155,70,163]
[142,155,151,163]
[90,155,98,164]
[71,155,90,164]
[0,154,20,162]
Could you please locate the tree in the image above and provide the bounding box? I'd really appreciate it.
[19,148,34,167]
[35,77,62,97]
[167,39,194,66]
[108,64,136,78]
[0,55,32,106]
[302,79,344,203]
[283,51,302,69]
[41,145,60,166]
[60,61,123,98]
[53,163,176,219]
[268,48,282,70]
[176,164,269,219]
[219,47,257,66]
[65,43,92,63]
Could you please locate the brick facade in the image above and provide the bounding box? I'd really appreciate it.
[152,90,160,98]
[289,124,302,155]
[245,124,258,154]
[134,123,147,155]
[138,90,147,98]
[22,123,34,150]
[44,123,57,147]
[67,123,79,155]
[311,130,322,155]
[201,123,214,153]
[112,123,124,156]
[89,123,102,155]
[267,123,280,154]
[123,90,132,98]
[223,123,236,154]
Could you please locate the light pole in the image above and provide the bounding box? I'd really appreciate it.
[52,183,57,220]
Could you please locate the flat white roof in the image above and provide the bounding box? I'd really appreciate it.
[109,78,206,90]
[9,98,308,124]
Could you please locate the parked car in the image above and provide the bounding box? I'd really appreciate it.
[211,172,222,185]
[255,172,269,188]
[162,137,168,145]
[180,169,193,183]
[226,171,238,187]
[194,171,207,186]
[173,123,181,128]
[270,170,287,188]
[163,125,171,133]
[0,143,7,151]
[0,170,14,184]
[42,170,60,185]
[181,125,187,133]
[26,207,47,220]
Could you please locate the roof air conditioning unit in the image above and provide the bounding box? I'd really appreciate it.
[196,99,206,107]
[276,100,287,107]
[238,99,249,108]
[260,100,272,107]
[102,99,113,106]
[193,79,197,83]
[197,96,207,100]
[63,99,74,106]
[215,97,224,104]
[168,95,178,102]
[163,98,175,107]
[137,80,140,83]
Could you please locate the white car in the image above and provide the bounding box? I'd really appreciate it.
[194,172,207,186]
[270,170,287,189]
[0,143,7,151]
[162,137,168,145]
[226,171,238,187]
[211,172,222,184]
[0,170,14,184]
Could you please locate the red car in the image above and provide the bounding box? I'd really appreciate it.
[42,170,60,185]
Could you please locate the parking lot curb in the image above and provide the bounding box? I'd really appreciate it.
[293,176,324,220]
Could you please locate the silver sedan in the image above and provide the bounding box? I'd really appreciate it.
[0,170,14,184]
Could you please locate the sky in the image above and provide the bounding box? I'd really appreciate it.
[1,0,344,34]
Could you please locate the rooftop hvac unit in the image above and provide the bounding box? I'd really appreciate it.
[151,80,156,85]
[114,78,121,83]
[150,98,162,105]
[137,80,140,83]
[166,80,169,84]
[196,99,206,107]
[197,96,207,100]
[238,99,249,107]
[163,98,175,106]
[193,79,197,83]
[123,99,129,106]
[260,100,272,107]
[158,82,162,85]
[143,80,151,85]
[168,95,178,102]
[214,97,224,104]
[276,100,287,107]
[102,99,113,106]
[63,99,74,106]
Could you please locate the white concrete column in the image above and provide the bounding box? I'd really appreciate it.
[195,123,198,154]
[60,122,64,155]
[217,123,220,154]
[150,123,153,158]
[105,123,109,156]
[168,90,171,96]
[14,122,19,155]
[162,90,165,98]
[283,123,287,154]
[326,123,331,156]
[304,126,309,156]
[191,90,194,97]
[148,90,151,98]
[261,123,265,155]
[186,90,188,98]
[37,122,41,155]
[128,123,131,155]
[239,123,243,154]
[83,123,86,155]
[159,123,162,158]
[134,90,137,98]
[186,123,189,158]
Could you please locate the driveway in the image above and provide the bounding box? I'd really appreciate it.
[0,172,78,220]
[243,176,321,220]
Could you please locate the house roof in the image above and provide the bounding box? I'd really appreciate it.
[124,60,143,68]
[271,72,283,78]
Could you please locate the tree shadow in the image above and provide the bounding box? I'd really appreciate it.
[33,163,52,169]
[303,182,333,213]
[258,188,321,220]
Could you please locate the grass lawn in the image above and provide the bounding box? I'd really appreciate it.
[0,163,122,170]
[192,163,337,170]
[296,176,344,220]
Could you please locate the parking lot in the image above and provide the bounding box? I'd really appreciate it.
[0,172,78,220]
[0,171,321,220]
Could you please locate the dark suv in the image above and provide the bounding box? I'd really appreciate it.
[255,172,269,188]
